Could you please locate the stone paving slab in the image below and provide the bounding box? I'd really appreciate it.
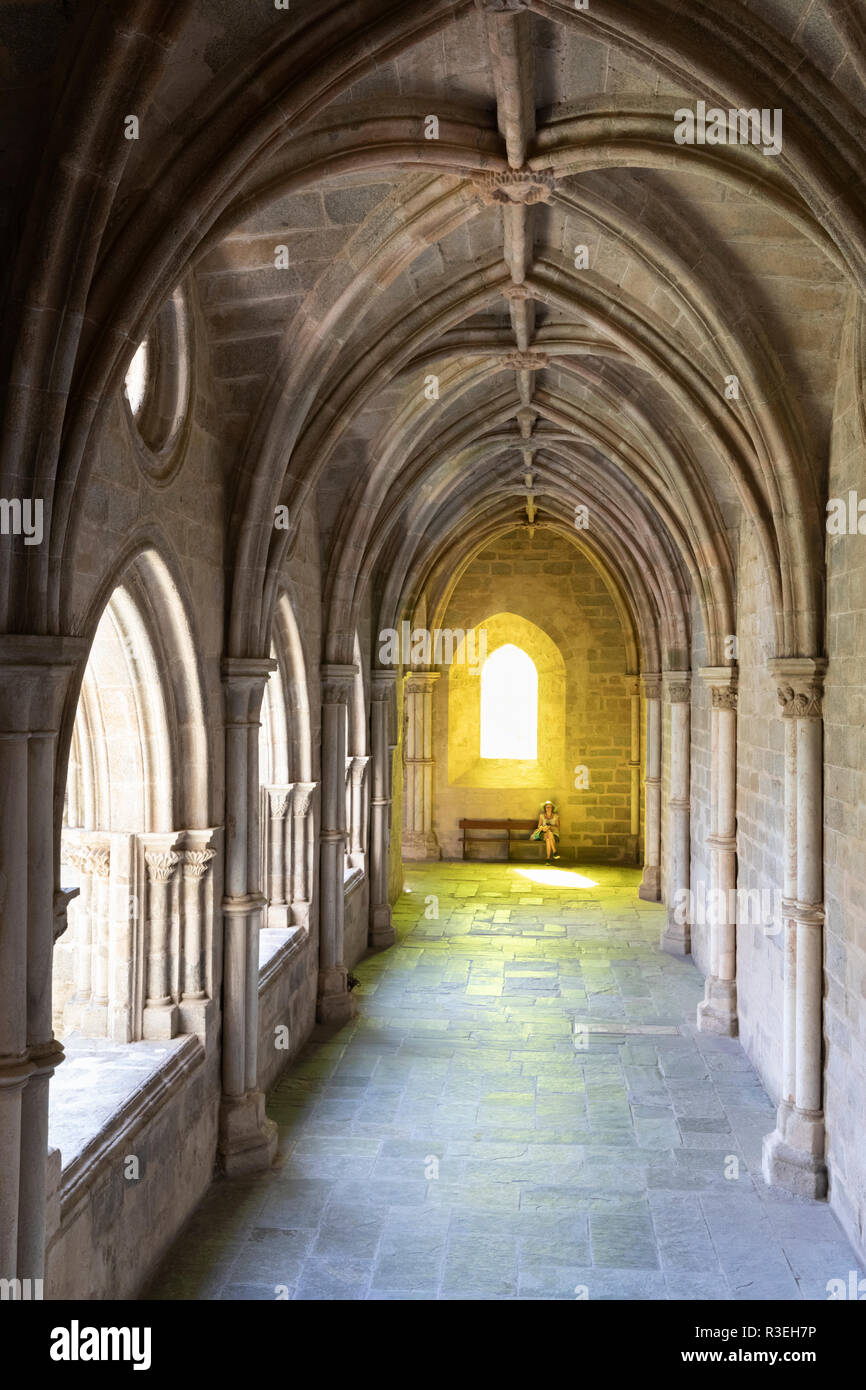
[145,862,864,1302]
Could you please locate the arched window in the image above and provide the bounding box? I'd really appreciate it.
[56,554,212,1046]
[480,643,538,760]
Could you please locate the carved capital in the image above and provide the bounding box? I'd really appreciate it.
[82,844,111,878]
[268,790,292,820]
[641,672,662,701]
[712,687,738,711]
[351,755,370,792]
[293,782,317,818]
[321,663,355,706]
[667,682,691,704]
[181,848,216,880]
[777,684,823,719]
[371,670,397,701]
[145,850,180,883]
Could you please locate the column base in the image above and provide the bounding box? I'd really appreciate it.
[762,1103,827,1198]
[218,1090,278,1178]
[369,906,396,950]
[697,976,738,1036]
[638,865,661,901]
[402,831,440,861]
[142,1002,179,1040]
[177,995,215,1042]
[661,914,690,956]
[316,966,358,1026]
[265,902,291,930]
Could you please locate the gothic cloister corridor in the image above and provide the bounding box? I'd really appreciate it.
[5,0,866,1344]
[146,863,861,1301]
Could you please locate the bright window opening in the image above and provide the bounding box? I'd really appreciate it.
[480,643,538,759]
[124,339,149,417]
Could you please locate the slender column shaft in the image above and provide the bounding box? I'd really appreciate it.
[369,671,397,948]
[268,790,290,906]
[697,669,739,1036]
[291,784,316,908]
[0,636,86,1283]
[662,674,691,954]
[181,848,215,1000]
[218,658,278,1176]
[318,665,357,1025]
[762,658,828,1198]
[628,676,641,854]
[0,732,29,1278]
[638,675,662,901]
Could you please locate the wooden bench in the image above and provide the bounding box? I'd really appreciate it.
[458,818,546,862]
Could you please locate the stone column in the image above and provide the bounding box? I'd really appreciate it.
[142,844,180,1040]
[318,665,357,1025]
[627,674,641,865]
[697,667,739,1036]
[369,670,397,948]
[762,658,828,1198]
[349,756,370,861]
[0,635,87,1285]
[638,673,662,901]
[178,839,216,1036]
[662,673,691,954]
[291,782,317,917]
[265,786,292,928]
[402,670,440,859]
[81,843,111,1035]
[219,658,278,1177]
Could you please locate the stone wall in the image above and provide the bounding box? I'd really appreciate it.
[41,278,329,1297]
[734,522,787,1104]
[689,602,713,977]
[824,294,866,1260]
[431,529,634,861]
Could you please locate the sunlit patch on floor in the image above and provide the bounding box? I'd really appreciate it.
[515,867,598,889]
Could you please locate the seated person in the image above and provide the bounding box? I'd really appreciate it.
[530,799,560,861]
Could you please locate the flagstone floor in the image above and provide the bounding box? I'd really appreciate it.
[145,862,862,1301]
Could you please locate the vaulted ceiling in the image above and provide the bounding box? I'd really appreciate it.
[2,0,864,662]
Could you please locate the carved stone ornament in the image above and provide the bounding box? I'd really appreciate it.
[711,687,738,711]
[294,783,317,818]
[321,674,353,705]
[667,682,691,703]
[476,169,556,206]
[502,350,550,371]
[145,850,180,883]
[502,282,533,301]
[268,792,291,820]
[181,847,216,879]
[777,683,823,719]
